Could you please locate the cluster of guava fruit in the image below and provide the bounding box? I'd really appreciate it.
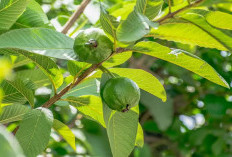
[73,28,140,112]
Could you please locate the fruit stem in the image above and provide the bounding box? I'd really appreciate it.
[99,66,116,78]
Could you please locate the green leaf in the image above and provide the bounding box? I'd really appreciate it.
[0,125,25,157]
[67,61,90,76]
[180,9,232,52]
[1,49,63,89]
[53,119,76,151]
[134,144,152,157]
[16,108,53,157]
[0,28,76,60]
[0,0,30,30]
[135,124,144,147]
[1,81,26,105]
[116,10,150,42]
[1,79,35,107]
[66,95,105,127]
[100,5,118,40]
[16,69,51,88]
[206,11,232,30]
[102,51,132,67]
[0,104,30,124]
[150,18,229,51]
[135,0,163,20]
[12,0,49,28]
[141,91,173,130]
[132,41,229,88]
[106,110,139,157]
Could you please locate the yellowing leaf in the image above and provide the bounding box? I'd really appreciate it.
[53,119,76,151]
[206,11,232,30]
[103,51,132,67]
[0,59,11,81]
[180,9,232,52]
[150,19,227,51]
[135,124,144,147]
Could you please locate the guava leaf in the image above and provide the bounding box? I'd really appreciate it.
[103,51,132,68]
[150,9,232,51]
[1,79,34,107]
[66,95,105,127]
[53,119,76,151]
[0,104,30,124]
[116,10,150,42]
[0,0,30,30]
[0,48,63,90]
[67,61,90,76]
[0,125,25,157]
[132,41,229,88]
[206,11,232,30]
[12,0,49,28]
[135,124,144,147]
[0,28,76,60]
[100,5,118,40]
[105,108,139,157]
[16,108,53,157]
[16,69,51,88]
[180,9,232,52]
[135,0,163,20]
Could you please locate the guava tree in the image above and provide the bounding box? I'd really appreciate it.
[0,0,231,156]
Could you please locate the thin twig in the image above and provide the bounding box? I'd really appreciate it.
[156,0,204,23]
[61,0,91,34]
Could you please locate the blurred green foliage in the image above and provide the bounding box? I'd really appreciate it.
[0,0,232,156]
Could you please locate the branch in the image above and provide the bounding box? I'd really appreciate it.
[156,0,204,23]
[42,62,102,108]
[61,0,91,34]
[42,49,128,108]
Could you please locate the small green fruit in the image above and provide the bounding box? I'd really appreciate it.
[73,28,113,64]
[102,77,140,112]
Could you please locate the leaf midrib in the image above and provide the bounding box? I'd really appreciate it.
[25,111,42,152]
[0,0,20,13]
[0,113,26,124]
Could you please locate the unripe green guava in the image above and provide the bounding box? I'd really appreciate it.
[73,28,113,64]
[102,77,140,112]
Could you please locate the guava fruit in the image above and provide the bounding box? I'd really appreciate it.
[73,28,113,64]
[102,77,140,112]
